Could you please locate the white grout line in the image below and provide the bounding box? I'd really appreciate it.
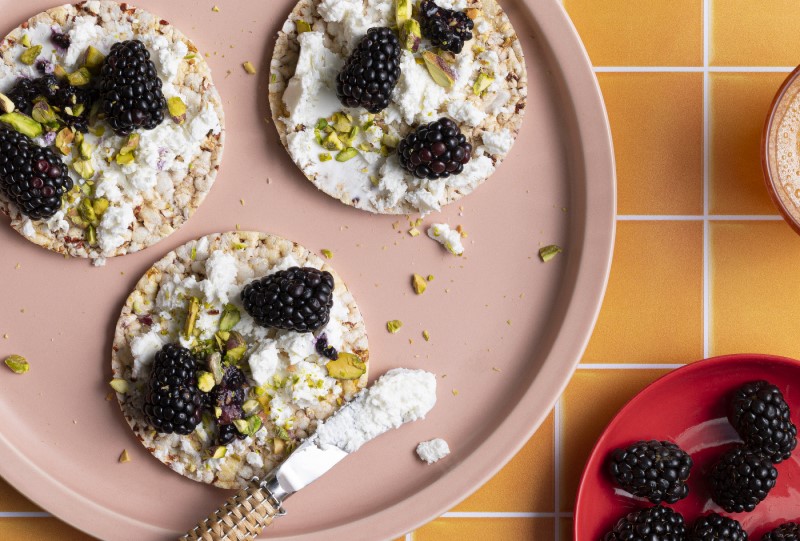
[441,512,574,518]
[553,400,562,541]
[617,215,783,221]
[0,512,51,517]
[593,66,794,73]
[577,363,685,370]
[703,0,711,359]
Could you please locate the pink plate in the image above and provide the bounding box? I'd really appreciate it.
[575,354,800,540]
[0,0,614,539]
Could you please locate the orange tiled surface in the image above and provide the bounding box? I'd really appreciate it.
[5,1,800,540]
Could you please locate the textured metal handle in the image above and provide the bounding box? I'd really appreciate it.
[181,481,284,541]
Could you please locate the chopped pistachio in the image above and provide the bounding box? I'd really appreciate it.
[84,46,105,73]
[109,378,129,394]
[19,45,42,65]
[427,274,434,281]
[214,406,222,419]
[67,67,91,86]
[219,303,240,332]
[211,446,227,459]
[79,139,93,160]
[332,113,352,133]
[412,274,427,294]
[184,297,200,338]
[422,51,456,88]
[0,112,43,138]
[53,65,68,79]
[296,20,312,33]
[400,18,422,52]
[408,227,421,237]
[231,242,247,250]
[197,371,215,392]
[86,224,97,245]
[119,449,131,463]
[396,0,412,25]
[191,246,197,260]
[19,34,31,48]
[473,71,495,96]
[315,118,328,130]
[4,354,28,374]
[167,96,187,124]
[55,127,74,155]
[325,352,366,380]
[273,437,285,455]
[119,133,140,155]
[115,152,134,165]
[0,93,14,114]
[422,330,430,341]
[93,197,109,218]
[347,126,360,141]
[335,147,358,162]
[321,249,333,259]
[233,415,262,436]
[381,134,400,148]
[539,244,563,262]
[31,101,58,126]
[319,152,332,162]
[370,175,379,187]
[242,61,257,74]
[207,351,224,385]
[242,399,261,416]
[72,159,95,179]
[322,131,344,151]
[270,73,277,83]
[223,331,247,364]
[386,320,403,333]
[211,5,220,11]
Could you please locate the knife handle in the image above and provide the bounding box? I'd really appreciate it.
[181,480,286,541]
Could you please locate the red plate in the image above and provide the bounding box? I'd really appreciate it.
[575,354,800,539]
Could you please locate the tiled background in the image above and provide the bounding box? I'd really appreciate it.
[5,0,800,539]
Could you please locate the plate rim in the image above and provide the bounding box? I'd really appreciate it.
[0,0,616,538]
[573,353,800,540]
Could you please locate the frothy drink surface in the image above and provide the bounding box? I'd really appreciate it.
[777,96,800,216]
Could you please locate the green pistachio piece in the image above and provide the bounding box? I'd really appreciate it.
[242,399,261,416]
[79,197,97,224]
[0,112,42,138]
[223,331,247,364]
[72,159,95,180]
[333,113,352,133]
[218,303,240,332]
[242,61,256,75]
[400,19,422,52]
[296,20,312,33]
[315,118,328,130]
[335,147,358,162]
[207,351,224,385]
[412,274,427,294]
[109,378,129,394]
[55,127,74,155]
[197,371,215,392]
[53,65,68,79]
[325,352,367,380]
[0,93,15,114]
[233,415,262,436]
[31,101,58,126]
[93,197,109,218]
[184,297,200,338]
[84,46,105,73]
[319,152,332,162]
[19,34,31,48]
[115,152,134,165]
[473,71,495,96]
[167,97,186,124]
[4,354,29,374]
[214,331,229,352]
[19,45,42,65]
[86,224,97,245]
[422,51,456,88]
[211,446,226,459]
[381,134,400,148]
[395,0,412,26]
[322,131,344,151]
[386,320,403,333]
[79,139,93,160]
[67,67,91,86]
[119,133,140,155]
[321,249,333,259]
[539,244,563,262]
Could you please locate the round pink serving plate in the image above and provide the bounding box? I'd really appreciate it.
[0,1,614,539]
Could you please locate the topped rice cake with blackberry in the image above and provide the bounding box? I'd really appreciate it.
[0,1,224,264]
[269,0,526,215]
[111,231,369,489]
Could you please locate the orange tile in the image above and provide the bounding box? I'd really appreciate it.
[711,221,800,356]
[558,369,672,511]
[582,221,704,364]
[414,518,553,541]
[0,518,92,540]
[0,478,44,513]
[599,73,704,215]
[453,412,554,512]
[563,0,702,66]
[711,1,800,66]
[710,72,786,215]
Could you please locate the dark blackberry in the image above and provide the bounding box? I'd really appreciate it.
[608,440,693,504]
[689,513,747,541]
[0,127,72,219]
[710,446,777,513]
[729,380,797,463]
[6,78,38,111]
[211,365,246,426]
[241,267,335,333]
[604,505,687,541]
[143,344,202,435]
[5,76,95,133]
[336,27,401,113]
[762,523,800,541]
[419,0,474,54]
[217,423,246,445]
[50,30,70,50]
[315,334,338,360]
[99,39,166,135]
[397,117,472,179]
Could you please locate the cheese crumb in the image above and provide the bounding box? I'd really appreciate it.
[416,438,450,464]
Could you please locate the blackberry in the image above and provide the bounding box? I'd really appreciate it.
[763,524,800,541]
[315,334,338,360]
[0,128,72,219]
[5,76,96,133]
[419,0,474,54]
[397,117,472,179]
[336,27,401,113]
[50,30,70,50]
[689,513,747,541]
[729,380,797,463]
[241,267,335,333]
[211,365,247,426]
[6,78,38,111]
[143,344,202,436]
[710,446,777,513]
[604,505,687,541]
[99,39,166,135]
[608,440,693,504]
[217,423,246,445]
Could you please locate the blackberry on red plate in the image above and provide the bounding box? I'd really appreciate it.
[608,440,693,504]
[143,343,203,436]
[709,446,777,513]
[397,117,472,179]
[729,380,797,463]
[689,513,747,541]
[0,127,72,219]
[336,27,401,113]
[419,0,474,54]
[604,505,687,541]
[241,267,334,333]
[762,523,800,541]
[99,39,166,135]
